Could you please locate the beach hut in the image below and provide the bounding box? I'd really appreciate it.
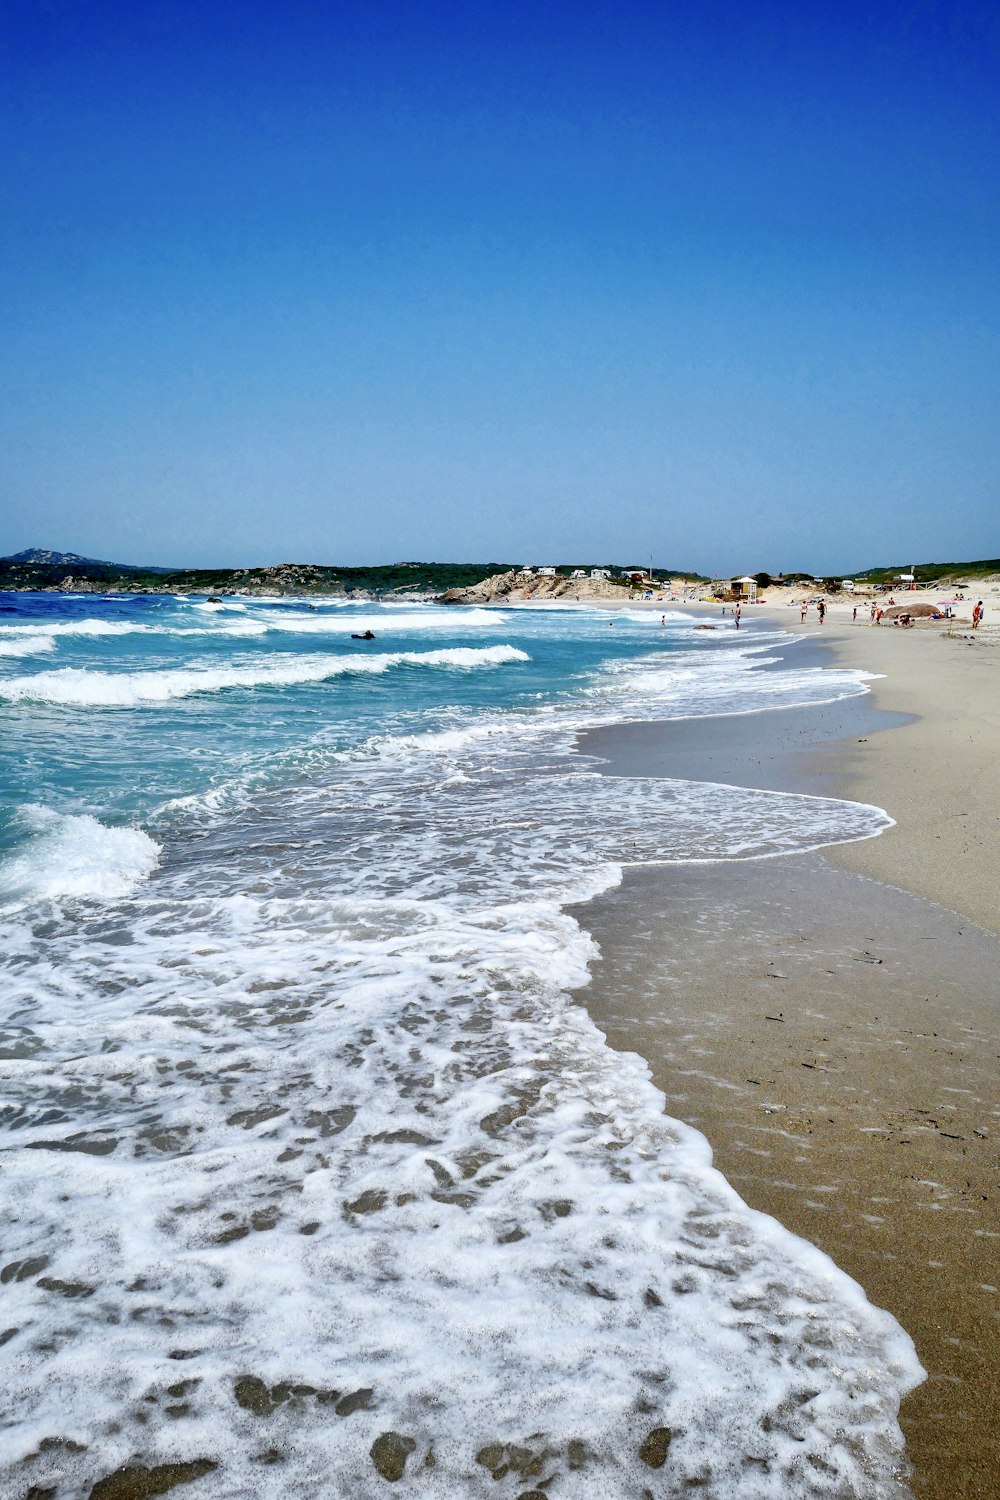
[731,576,758,602]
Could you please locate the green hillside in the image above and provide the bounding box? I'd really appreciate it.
[849,558,1000,585]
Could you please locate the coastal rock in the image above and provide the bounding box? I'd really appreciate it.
[88,1460,216,1499]
[439,569,632,605]
[1,1254,49,1283]
[638,1426,673,1468]
[370,1432,415,1481]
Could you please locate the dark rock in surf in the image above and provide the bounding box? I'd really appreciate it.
[370,1432,415,1481]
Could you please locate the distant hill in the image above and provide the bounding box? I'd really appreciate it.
[849,557,1000,585]
[2,548,174,574]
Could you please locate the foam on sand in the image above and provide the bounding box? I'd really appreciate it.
[0,805,160,903]
[0,644,530,706]
[0,718,920,1498]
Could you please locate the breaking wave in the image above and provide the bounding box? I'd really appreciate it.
[0,634,56,657]
[0,645,530,706]
[0,805,160,903]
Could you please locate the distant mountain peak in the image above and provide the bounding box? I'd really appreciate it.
[2,547,173,573]
[5,548,113,567]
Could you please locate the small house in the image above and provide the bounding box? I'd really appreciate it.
[537,566,557,577]
[590,568,611,580]
[731,576,758,602]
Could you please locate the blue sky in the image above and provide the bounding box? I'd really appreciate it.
[1,0,997,573]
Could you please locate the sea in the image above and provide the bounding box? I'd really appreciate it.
[0,592,923,1499]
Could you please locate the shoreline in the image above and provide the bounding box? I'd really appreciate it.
[572,621,999,1499]
[789,621,1000,939]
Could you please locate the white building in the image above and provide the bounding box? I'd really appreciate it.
[537,566,556,577]
[591,568,611,579]
[571,569,587,579]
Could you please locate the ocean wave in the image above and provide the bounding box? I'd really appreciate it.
[619,607,698,622]
[0,634,56,657]
[0,805,160,903]
[595,640,879,720]
[0,606,503,644]
[152,638,877,822]
[0,618,145,637]
[246,607,501,633]
[0,645,530,706]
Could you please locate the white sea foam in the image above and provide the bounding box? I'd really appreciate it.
[0,606,504,646]
[0,805,160,903]
[244,607,501,633]
[0,633,56,657]
[0,645,530,707]
[0,751,918,1497]
[617,608,699,622]
[155,636,877,822]
[0,618,144,637]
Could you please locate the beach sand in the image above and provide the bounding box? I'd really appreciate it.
[573,620,999,1500]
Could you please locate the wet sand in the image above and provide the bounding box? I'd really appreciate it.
[573,633,999,1499]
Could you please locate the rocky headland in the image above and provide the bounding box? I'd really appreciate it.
[438,569,633,604]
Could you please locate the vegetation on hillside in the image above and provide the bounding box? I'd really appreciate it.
[0,558,709,593]
[1,553,993,594]
[847,558,1000,585]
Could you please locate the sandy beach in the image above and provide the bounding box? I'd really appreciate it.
[574,614,999,1500]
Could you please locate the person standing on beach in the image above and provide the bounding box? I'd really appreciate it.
[973,600,983,628]
[800,601,808,623]
[870,602,876,624]
[853,605,858,621]
[817,599,826,624]
[734,604,741,629]
[876,606,883,625]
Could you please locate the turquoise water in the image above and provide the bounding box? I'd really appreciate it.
[0,595,696,844]
[1,592,871,864]
[0,594,921,1499]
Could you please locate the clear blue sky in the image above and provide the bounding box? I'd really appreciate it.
[1,0,997,573]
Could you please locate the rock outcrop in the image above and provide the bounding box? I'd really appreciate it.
[439,570,632,604]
